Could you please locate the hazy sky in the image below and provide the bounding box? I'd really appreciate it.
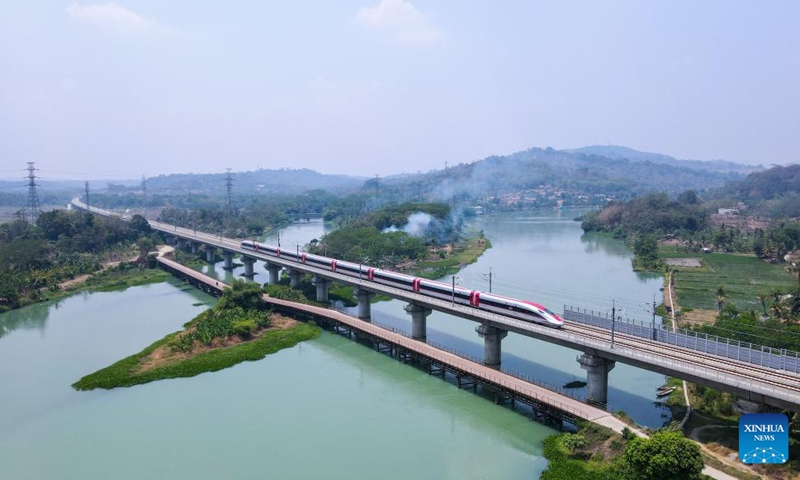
[1,1,798,180]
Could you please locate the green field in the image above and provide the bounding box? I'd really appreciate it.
[660,247,796,311]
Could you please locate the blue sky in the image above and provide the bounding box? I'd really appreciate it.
[1,1,798,180]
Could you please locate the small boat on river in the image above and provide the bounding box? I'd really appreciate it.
[656,386,676,397]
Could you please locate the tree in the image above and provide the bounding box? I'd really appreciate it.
[130,214,151,236]
[715,284,726,313]
[623,431,704,480]
[757,292,769,316]
[136,237,155,265]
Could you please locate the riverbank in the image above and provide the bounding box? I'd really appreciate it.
[412,235,491,279]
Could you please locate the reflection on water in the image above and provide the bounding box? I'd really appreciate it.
[0,299,52,338]
[580,232,633,257]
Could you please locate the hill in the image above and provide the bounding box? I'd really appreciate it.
[568,145,761,176]
[146,168,363,195]
[381,146,753,206]
[712,164,800,217]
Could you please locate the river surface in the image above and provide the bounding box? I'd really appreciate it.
[0,210,668,479]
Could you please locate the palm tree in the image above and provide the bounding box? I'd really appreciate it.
[715,284,727,313]
[771,287,783,305]
[757,293,769,316]
[770,302,789,322]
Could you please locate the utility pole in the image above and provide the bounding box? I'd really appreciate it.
[374,174,380,196]
[25,162,41,223]
[451,275,459,305]
[141,174,147,202]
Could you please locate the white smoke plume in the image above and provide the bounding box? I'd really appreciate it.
[382,212,433,237]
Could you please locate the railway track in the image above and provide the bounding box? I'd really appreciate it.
[566,321,800,392]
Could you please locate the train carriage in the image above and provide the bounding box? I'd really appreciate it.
[240,240,563,328]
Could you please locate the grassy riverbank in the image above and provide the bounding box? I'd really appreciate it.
[27,262,171,309]
[412,236,491,279]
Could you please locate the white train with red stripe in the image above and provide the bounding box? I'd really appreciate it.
[240,240,564,328]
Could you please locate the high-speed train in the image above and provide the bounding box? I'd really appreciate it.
[240,240,564,328]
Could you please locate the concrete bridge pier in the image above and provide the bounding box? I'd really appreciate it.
[578,352,616,404]
[405,303,432,341]
[288,269,303,288]
[265,262,281,284]
[734,398,766,414]
[205,245,216,263]
[476,324,508,367]
[242,256,256,277]
[354,288,376,320]
[177,237,187,249]
[222,251,234,270]
[313,275,331,302]
[191,241,199,254]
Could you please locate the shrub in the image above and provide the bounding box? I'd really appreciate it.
[232,319,257,338]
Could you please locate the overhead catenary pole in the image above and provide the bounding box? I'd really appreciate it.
[611,300,616,348]
[652,294,657,341]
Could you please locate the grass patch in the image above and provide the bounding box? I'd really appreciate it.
[660,250,796,311]
[72,322,319,390]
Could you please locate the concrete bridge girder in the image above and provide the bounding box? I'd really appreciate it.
[354,288,376,320]
[578,352,616,404]
[476,324,508,367]
[404,303,432,340]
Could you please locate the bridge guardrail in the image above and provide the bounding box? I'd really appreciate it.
[564,306,800,374]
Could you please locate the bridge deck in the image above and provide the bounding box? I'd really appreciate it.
[156,256,620,425]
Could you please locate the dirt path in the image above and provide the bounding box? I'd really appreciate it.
[691,425,766,479]
[57,258,135,291]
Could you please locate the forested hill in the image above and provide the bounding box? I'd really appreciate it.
[382,146,752,202]
[711,164,800,217]
[568,145,761,176]
[145,168,363,195]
